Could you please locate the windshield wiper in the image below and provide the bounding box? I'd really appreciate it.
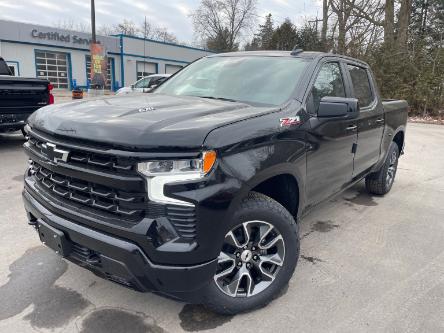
[198,96,239,103]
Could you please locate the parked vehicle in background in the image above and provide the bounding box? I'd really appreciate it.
[116,74,171,95]
[0,57,53,136]
[22,50,407,314]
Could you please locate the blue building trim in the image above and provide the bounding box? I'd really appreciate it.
[110,57,116,91]
[66,53,73,90]
[108,52,191,65]
[1,38,91,52]
[5,60,20,76]
[119,35,124,87]
[112,34,215,53]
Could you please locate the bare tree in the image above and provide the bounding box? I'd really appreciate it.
[191,0,257,52]
[140,20,178,43]
[54,20,90,33]
[321,0,330,50]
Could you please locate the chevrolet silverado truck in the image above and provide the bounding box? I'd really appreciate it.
[22,51,408,314]
[0,57,53,135]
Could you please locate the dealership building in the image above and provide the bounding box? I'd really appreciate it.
[0,19,212,90]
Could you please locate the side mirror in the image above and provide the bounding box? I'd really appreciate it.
[318,97,359,118]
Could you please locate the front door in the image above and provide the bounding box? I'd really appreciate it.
[346,64,384,176]
[306,61,357,206]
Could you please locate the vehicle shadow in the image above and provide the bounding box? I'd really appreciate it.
[0,133,26,152]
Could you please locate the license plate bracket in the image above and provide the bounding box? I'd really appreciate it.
[38,220,72,257]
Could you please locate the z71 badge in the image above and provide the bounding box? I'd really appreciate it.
[280,116,301,127]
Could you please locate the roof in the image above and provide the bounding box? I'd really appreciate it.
[207,50,369,66]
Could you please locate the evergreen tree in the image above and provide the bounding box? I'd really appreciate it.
[270,19,298,51]
[256,14,275,49]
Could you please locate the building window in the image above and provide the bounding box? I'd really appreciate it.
[86,55,113,90]
[35,51,69,89]
[165,64,183,74]
[136,62,157,80]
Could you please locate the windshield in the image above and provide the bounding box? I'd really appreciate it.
[155,56,310,106]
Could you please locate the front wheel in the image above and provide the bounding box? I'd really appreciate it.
[365,142,400,195]
[202,192,299,315]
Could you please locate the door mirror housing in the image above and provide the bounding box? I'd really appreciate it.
[318,97,359,118]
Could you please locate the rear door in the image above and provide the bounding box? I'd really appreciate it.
[345,64,384,176]
[306,60,358,206]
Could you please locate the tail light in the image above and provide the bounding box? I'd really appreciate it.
[48,83,54,105]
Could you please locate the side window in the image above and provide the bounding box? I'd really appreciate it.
[134,78,150,88]
[311,62,345,112]
[148,77,162,88]
[347,65,373,107]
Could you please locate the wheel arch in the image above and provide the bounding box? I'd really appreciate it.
[228,164,305,221]
[393,130,405,154]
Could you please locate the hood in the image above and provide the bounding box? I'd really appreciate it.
[116,87,134,95]
[28,93,277,150]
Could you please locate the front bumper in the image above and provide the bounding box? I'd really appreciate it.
[23,188,217,301]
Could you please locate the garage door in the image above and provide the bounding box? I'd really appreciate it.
[165,64,183,74]
[35,51,69,89]
[137,62,157,80]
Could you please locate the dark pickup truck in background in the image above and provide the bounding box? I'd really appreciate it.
[22,51,408,314]
[0,57,53,135]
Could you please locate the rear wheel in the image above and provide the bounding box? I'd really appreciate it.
[202,192,299,314]
[365,142,399,195]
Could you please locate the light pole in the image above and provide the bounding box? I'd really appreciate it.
[91,0,96,43]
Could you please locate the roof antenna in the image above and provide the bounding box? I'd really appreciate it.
[291,46,303,56]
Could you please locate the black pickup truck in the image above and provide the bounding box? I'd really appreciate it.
[22,51,408,314]
[0,57,53,135]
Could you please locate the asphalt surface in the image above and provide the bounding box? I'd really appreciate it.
[0,123,443,333]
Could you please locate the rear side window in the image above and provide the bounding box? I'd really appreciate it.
[348,65,373,107]
[311,62,346,111]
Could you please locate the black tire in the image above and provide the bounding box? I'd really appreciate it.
[201,191,299,315]
[365,142,399,195]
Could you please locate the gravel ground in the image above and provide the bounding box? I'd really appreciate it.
[0,123,443,333]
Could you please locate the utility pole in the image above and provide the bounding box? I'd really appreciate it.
[143,16,147,78]
[91,0,96,43]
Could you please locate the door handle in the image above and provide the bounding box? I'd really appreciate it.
[376,118,384,123]
[346,125,357,131]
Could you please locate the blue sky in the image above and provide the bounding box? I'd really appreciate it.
[0,0,322,43]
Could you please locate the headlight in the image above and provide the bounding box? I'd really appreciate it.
[137,151,217,206]
[137,151,216,177]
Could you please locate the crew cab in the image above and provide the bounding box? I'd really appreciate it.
[22,51,407,314]
[0,57,53,135]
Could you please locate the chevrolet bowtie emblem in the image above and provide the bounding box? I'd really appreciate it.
[138,106,156,112]
[41,142,70,164]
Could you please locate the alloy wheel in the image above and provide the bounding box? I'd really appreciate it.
[386,150,398,187]
[214,220,285,298]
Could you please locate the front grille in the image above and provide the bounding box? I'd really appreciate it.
[32,163,146,222]
[28,135,135,174]
[25,129,198,241]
